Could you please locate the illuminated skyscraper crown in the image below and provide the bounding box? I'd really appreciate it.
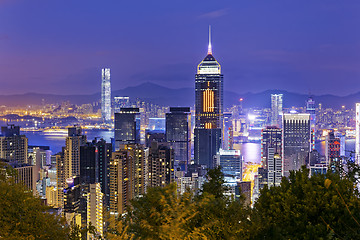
[197,25,221,74]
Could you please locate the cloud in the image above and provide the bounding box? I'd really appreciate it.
[199,8,229,19]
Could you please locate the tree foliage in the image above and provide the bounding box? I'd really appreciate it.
[108,167,250,239]
[0,162,70,240]
[251,166,360,239]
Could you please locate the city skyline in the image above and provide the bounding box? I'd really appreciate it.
[1,1,360,95]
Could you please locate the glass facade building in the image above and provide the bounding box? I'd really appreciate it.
[166,107,191,171]
[101,68,111,122]
[282,113,311,177]
[194,27,223,169]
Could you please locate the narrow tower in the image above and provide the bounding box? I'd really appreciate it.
[194,26,223,169]
[101,68,111,123]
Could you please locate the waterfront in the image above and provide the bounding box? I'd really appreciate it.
[22,129,356,162]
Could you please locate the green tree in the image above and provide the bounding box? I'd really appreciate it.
[191,166,251,239]
[0,162,70,239]
[125,183,199,239]
[112,167,250,239]
[201,166,230,199]
[251,166,360,239]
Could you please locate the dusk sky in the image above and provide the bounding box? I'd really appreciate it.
[1,0,360,95]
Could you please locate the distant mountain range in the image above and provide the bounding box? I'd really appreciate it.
[0,82,359,109]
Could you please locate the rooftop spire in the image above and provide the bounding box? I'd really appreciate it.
[207,25,212,55]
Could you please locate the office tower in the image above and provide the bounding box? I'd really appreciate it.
[261,126,282,187]
[0,125,28,164]
[65,127,87,178]
[325,131,341,167]
[96,139,112,209]
[166,107,191,171]
[87,183,103,238]
[282,113,311,177]
[80,143,97,185]
[356,103,360,164]
[114,108,140,150]
[214,149,242,181]
[148,141,174,188]
[222,112,233,150]
[101,68,111,123]
[78,138,112,209]
[80,139,112,208]
[306,96,316,150]
[194,26,223,169]
[271,94,283,127]
[114,96,130,113]
[109,144,145,215]
[57,127,87,208]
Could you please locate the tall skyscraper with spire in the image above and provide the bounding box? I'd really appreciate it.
[194,26,223,169]
[101,68,111,123]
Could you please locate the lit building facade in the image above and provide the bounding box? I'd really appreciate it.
[166,107,191,171]
[148,141,174,188]
[223,112,233,150]
[87,183,103,238]
[194,26,223,169]
[261,126,282,187]
[114,108,140,150]
[282,113,311,177]
[57,127,87,208]
[214,149,242,181]
[101,68,111,122]
[109,144,145,215]
[114,96,130,113]
[271,94,283,127]
[325,131,341,167]
[0,125,28,164]
[356,103,360,164]
[306,96,316,150]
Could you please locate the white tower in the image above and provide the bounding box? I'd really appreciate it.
[101,68,111,122]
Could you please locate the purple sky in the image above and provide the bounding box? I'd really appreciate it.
[1,0,360,95]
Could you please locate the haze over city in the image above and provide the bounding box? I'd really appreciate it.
[1,0,360,95]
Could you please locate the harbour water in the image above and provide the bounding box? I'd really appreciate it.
[22,128,356,163]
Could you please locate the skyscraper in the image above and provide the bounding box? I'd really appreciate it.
[0,125,28,164]
[325,131,341,168]
[356,103,360,164]
[261,126,282,187]
[223,112,234,150]
[166,107,191,171]
[194,26,223,169]
[87,183,103,238]
[282,113,311,177]
[101,68,111,123]
[109,144,145,215]
[271,94,283,127]
[57,127,87,208]
[148,141,174,188]
[306,96,316,150]
[214,149,242,181]
[114,108,140,150]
